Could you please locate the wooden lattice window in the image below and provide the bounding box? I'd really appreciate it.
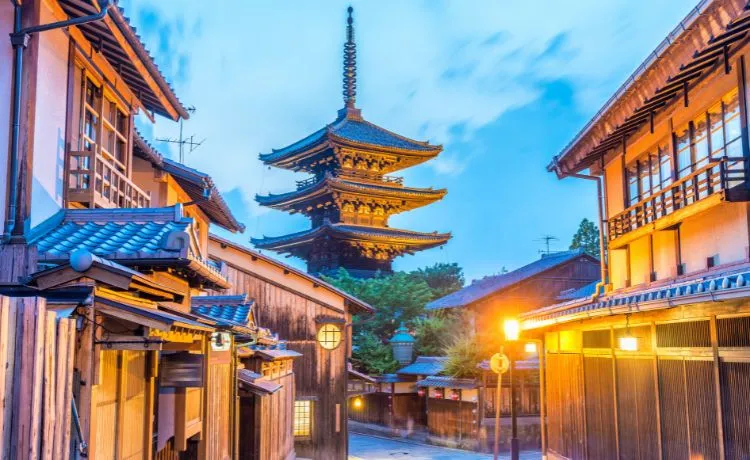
[656,320,711,348]
[717,316,750,348]
[79,75,130,174]
[293,400,312,438]
[582,329,611,349]
[317,323,342,350]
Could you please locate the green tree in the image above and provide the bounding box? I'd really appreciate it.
[351,330,400,375]
[570,218,600,259]
[443,334,488,378]
[413,315,453,356]
[409,263,465,300]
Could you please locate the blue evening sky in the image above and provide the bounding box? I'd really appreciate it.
[121,0,696,282]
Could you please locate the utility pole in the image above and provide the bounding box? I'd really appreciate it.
[156,106,204,163]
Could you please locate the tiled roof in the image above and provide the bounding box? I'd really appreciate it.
[478,358,539,372]
[237,369,282,395]
[133,133,245,233]
[191,295,255,329]
[396,356,448,376]
[416,376,478,390]
[557,280,600,301]
[256,174,446,207]
[427,249,596,310]
[375,374,407,383]
[522,264,750,329]
[57,1,188,120]
[28,206,229,289]
[252,223,451,249]
[260,113,441,164]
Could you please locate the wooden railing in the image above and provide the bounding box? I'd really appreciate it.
[608,157,748,241]
[67,150,151,209]
[296,170,404,189]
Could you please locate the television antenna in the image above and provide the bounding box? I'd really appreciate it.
[156,106,205,163]
[536,235,559,255]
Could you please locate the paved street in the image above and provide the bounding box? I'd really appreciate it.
[349,433,541,460]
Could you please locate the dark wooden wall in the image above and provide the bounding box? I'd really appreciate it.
[425,399,479,440]
[349,393,426,428]
[544,311,750,460]
[217,263,349,459]
[239,371,296,460]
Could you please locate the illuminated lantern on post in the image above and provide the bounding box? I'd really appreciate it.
[389,322,415,364]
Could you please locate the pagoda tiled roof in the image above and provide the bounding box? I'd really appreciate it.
[251,223,451,250]
[427,249,597,311]
[256,174,446,208]
[396,357,448,376]
[28,205,230,289]
[259,112,441,164]
[416,376,478,390]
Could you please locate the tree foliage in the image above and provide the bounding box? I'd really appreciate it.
[443,334,489,378]
[570,218,600,259]
[323,263,465,375]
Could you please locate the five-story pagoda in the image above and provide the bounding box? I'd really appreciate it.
[253,7,450,277]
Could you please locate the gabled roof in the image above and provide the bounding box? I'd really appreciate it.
[237,369,283,395]
[191,294,255,331]
[416,376,477,390]
[256,173,446,212]
[259,112,442,167]
[252,222,451,251]
[133,133,245,233]
[557,280,600,301]
[57,0,188,120]
[426,249,597,311]
[28,205,230,289]
[209,233,374,314]
[396,356,448,376]
[522,263,750,329]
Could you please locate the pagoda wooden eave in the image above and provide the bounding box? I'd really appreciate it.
[252,223,451,254]
[256,175,447,214]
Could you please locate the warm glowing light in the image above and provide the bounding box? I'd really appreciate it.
[450,390,460,401]
[417,388,425,397]
[503,319,520,341]
[353,397,363,409]
[619,336,639,351]
[524,342,537,354]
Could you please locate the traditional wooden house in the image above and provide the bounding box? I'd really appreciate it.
[253,7,450,278]
[207,234,373,459]
[0,1,297,459]
[521,1,750,459]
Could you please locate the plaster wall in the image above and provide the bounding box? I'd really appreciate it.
[679,201,749,273]
[393,382,416,394]
[652,230,678,281]
[0,2,13,227]
[30,1,68,228]
[628,235,651,287]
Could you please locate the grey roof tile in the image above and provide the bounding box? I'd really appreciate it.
[396,356,448,376]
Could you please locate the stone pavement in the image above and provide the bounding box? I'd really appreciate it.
[349,433,542,460]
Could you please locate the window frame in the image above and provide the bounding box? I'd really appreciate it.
[293,400,313,440]
[317,323,343,351]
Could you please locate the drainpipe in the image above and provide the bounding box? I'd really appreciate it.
[551,157,609,297]
[5,0,111,240]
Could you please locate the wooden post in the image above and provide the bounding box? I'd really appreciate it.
[709,316,726,460]
[611,327,621,460]
[493,372,502,460]
[651,322,663,460]
[538,339,547,459]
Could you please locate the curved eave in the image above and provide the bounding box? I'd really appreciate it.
[256,177,447,211]
[252,224,451,251]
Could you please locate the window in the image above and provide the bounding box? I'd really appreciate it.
[625,141,672,206]
[317,323,342,350]
[294,400,312,438]
[79,76,131,173]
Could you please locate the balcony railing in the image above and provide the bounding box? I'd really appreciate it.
[296,170,404,190]
[608,156,748,241]
[67,150,151,209]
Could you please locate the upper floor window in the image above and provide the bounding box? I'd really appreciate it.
[80,76,131,174]
[675,88,741,179]
[626,141,672,207]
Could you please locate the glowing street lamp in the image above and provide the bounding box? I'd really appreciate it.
[503,318,520,341]
[618,336,639,351]
[524,342,538,354]
[353,397,363,410]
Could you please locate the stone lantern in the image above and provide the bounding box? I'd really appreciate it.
[389,322,415,364]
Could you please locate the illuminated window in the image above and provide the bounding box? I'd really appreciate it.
[294,400,312,438]
[317,323,342,350]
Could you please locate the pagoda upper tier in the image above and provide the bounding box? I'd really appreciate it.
[259,107,442,175]
[256,171,447,223]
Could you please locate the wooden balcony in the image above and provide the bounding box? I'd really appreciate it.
[608,157,748,245]
[67,150,151,209]
[296,170,404,189]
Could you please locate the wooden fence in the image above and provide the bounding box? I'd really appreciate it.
[0,295,78,459]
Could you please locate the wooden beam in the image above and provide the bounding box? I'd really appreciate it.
[709,316,726,460]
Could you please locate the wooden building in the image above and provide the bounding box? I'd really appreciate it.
[253,7,450,278]
[522,1,750,458]
[207,235,373,459]
[0,1,303,459]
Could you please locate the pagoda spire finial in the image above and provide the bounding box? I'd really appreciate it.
[342,6,357,110]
